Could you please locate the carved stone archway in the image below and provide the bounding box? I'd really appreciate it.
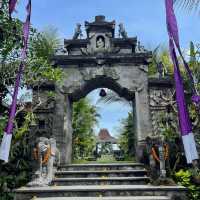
[50,16,153,164]
[31,16,170,165]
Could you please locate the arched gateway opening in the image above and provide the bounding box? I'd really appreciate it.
[72,81,134,162]
[72,87,133,163]
[32,15,170,165]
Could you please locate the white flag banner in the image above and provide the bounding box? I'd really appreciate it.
[182,132,199,164]
[0,133,13,163]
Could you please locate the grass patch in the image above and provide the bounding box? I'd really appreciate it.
[72,155,135,164]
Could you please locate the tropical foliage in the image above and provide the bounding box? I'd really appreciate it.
[149,46,173,76]
[97,90,131,106]
[0,2,63,199]
[175,0,200,12]
[118,112,135,159]
[72,98,100,160]
[175,169,200,200]
[98,90,135,160]
[149,42,200,194]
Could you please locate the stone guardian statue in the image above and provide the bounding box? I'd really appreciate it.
[118,23,128,39]
[27,137,60,187]
[73,23,83,39]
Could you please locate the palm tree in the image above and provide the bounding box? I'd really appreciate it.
[72,98,100,159]
[97,89,131,106]
[29,26,61,61]
[175,0,200,12]
[25,26,63,88]
[149,45,174,77]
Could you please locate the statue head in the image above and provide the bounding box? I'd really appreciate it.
[96,36,105,49]
[37,137,50,154]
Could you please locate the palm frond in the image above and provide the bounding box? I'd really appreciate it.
[97,90,131,106]
[29,26,61,61]
[175,0,200,12]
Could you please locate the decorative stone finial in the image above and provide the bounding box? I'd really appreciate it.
[95,15,105,22]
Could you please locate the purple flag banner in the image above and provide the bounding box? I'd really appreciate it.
[165,0,180,48]
[23,0,31,50]
[169,39,192,135]
[165,0,199,163]
[0,0,31,162]
[9,0,17,18]
[165,0,199,99]
[169,39,198,163]
[192,95,200,105]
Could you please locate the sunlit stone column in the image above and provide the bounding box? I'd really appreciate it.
[135,86,152,162]
[52,89,72,164]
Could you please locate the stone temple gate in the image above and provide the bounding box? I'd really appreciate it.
[32,16,173,164]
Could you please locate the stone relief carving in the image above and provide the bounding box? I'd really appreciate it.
[55,45,68,55]
[80,67,120,81]
[96,36,105,50]
[92,34,110,54]
[27,137,60,187]
[149,89,175,108]
[80,33,120,56]
[80,47,90,56]
[149,88,177,136]
[139,65,148,73]
[33,93,55,110]
[136,85,145,93]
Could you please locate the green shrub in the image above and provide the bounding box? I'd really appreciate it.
[175,169,200,200]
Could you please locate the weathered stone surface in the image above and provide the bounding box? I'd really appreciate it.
[34,196,171,200]
[30,16,177,165]
[15,162,187,200]
[53,176,150,186]
[27,137,60,187]
[29,16,159,164]
[58,163,145,171]
[55,169,147,178]
[14,185,187,200]
[49,16,153,164]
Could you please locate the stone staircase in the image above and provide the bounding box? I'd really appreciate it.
[15,163,187,200]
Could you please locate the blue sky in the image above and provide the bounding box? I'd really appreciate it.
[87,89,131,137]
[16,0,200,48]
[15,0,200,136]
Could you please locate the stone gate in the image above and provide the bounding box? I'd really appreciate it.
[32,16,173,164]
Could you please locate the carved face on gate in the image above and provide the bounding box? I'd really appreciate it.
[96,36,105,49]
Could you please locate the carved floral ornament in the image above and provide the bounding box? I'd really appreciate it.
[149,88,176,108]
[80,67,120,81]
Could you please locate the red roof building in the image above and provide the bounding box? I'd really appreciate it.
[97,129,117,143]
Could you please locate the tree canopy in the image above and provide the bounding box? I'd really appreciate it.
[72,98,100,160]
[0,3,64,198]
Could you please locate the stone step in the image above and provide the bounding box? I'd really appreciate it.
[58,163,144,171]
[53,176,150,186]
[15,185,187,200]
[34,196,171,200]
[55,169,147,178]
